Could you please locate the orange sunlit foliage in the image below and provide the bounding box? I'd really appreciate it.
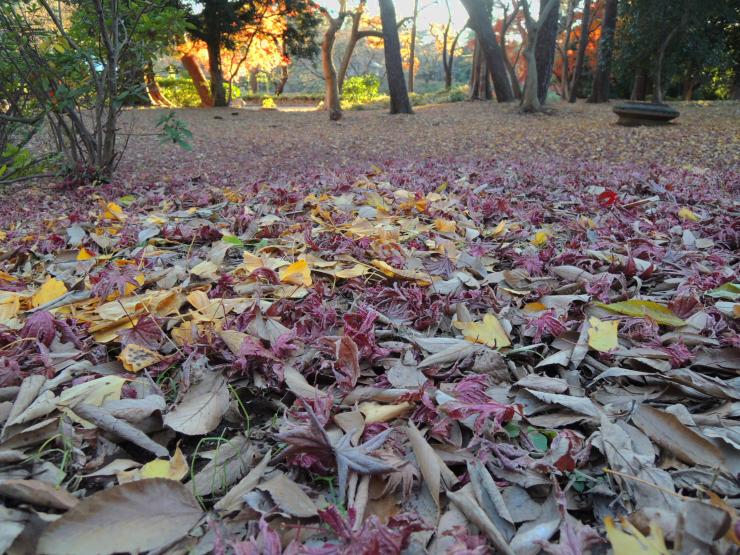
[176,4,292,87]
[553,2,603,87]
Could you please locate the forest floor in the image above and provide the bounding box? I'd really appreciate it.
[0,100,739,555]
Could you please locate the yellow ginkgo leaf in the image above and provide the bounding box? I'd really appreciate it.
[490,220,507,237]
[102,201,126,221]
[279,259,312,286]
[597,299,686,327]
[0,293,20,324]
[604,516,669,555]
[118,446,188,483]
[31,277,68,307]
[524,301,547,313]
[678,207,700,222]
[76,247,95,261]
[455,313,512,349]
[119,343,163,373]
[587,317,619,352]
[359,401,413,424]
[531,230,551,247]
[434,219,457,233]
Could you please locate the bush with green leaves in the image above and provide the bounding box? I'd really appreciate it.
[342,74,381,105]
[158,77,241,108]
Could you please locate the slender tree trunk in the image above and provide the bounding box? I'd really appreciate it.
[408,0,419,92]
[181,54,213,107]
[535,0,559,105]
[379,0,412,114]
[653,22,682,105]
[442,20,452,90]
[206,37,227,107]
[460,0,514,102]
[322,13,345,121]
[249,69,258,94]
[568,0,592,102]
[144,62,173,107]
[630,68,647,100]
[559,0,577,99]
[587,0,618,103]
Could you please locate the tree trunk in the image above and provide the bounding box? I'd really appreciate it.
[379,0,413,114]
[630,68,647,100]
[559,0,577,99]
[520,0,558,112]
[206,37,227,107]
[144,62,173,107]
[322,14,344,121]
[408,0,419,92]
[460,0,514,102]
[535,0,559,105]
[469,40,492,100]
[180,54,213,107]
[249,69,258,94]
[568,0,592,102]
[731,62,740,100]
[587,0,618,103]
[653,22,682,105]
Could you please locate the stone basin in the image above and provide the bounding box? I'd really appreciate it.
[613,101,680,126]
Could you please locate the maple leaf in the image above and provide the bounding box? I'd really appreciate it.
[91,264,141,300]
[277,401,395,501]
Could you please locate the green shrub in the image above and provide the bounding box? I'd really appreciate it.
[262,96,277,109]
[157,77,241,107]
[342,74,380,104]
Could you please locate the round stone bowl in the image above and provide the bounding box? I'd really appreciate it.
[613,101,680,126]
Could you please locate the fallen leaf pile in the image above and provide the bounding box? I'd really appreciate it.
[0,102,738,554]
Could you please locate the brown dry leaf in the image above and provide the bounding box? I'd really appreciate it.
[118,343,163,373]
[0,479,79,510]
[631,404,724,468]
[189,436,257,496]
[447,485,515,555]
[215,451,272,512]
[164,370,229,436]
[36,478,202,555]
[72,403,168,458]
[257,473,317,518]
[406,422,441,507]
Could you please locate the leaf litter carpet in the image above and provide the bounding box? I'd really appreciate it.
[0,101,738,555]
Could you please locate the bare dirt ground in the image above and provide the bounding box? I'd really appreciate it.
[118,100,740,185]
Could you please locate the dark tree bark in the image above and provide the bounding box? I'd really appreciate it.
[460,0,514,102]
[568,0,592,102]
[630,68,648,100]
[587,0,618,103]
[379,0,412,114]
[497,2,522,99]
[469,40,492,100]
[731,62,740,100]
[206,37,227,107]
[181,54,213,107]
[535,0,559,104]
